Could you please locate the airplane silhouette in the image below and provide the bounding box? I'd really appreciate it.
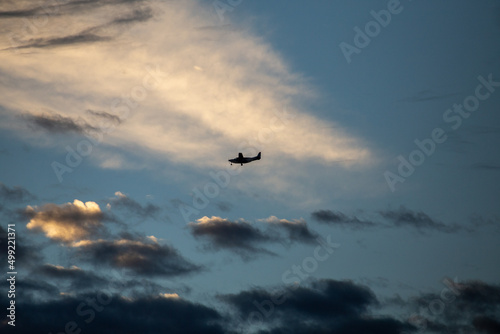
[229,152,261,166]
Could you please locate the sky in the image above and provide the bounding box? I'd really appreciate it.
[0,0,500,333]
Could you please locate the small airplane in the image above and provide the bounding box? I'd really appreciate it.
[229,152,261,166]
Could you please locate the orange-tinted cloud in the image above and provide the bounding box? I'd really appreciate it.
[26,199,104,242]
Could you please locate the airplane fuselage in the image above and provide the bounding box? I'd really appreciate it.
[229,152,261,166]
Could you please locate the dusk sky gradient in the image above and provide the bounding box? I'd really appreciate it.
[0,1,500,333]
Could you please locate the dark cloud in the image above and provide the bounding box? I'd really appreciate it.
[0,225,43,268]
[5,268,499,334]
[379,206,460,233]
[188,216,321,259]
[257,318,412,334]
[86,109,122,124]
[37,264,109,290]
[108,191,160,220]
[223,279,376,319]
[313,207,492,234]
[399,280,500,333]
[0,0,150,20]
[28,267,186,302]
[17,278,60,302]
[221,279,500,333]
[188,216,278,260]
[311,209,346,224]
[0,6,43,18]
[110,277,192,298]
[458,281,500,314]
[0,182,35,202]
[311,209,375,229]
[110,6,153,25]
[15,31,111,49]
[216,201,232,212]
[21,5,153,49]
[263,216,318,244]
[73,233,201,277]
[0,292,230,334]
[3,1,154,50]
[473,316,500,334]
[469,214,500,232]
[221,279,412,334]
[23,112,96,134]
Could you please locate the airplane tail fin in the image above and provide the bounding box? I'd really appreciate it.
[256,152,261,160]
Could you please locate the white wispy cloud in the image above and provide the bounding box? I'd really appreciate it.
[0,0,375,199]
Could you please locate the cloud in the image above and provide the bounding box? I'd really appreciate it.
[16,278,60,302]
[72,233,201,277]
[22,112,97,134]
[86,109,122,124]
[37,264,109,290]
[398,280,500,333]
[216,201,232,212]
[457,281,500,314]
[0,6,40,18]
[311,207,472,233]
[13,31,111,50]
[108,191,160,219]
[222,279,377,318]
[473,316,500,334]
[109,6,153,25]
[221,279,411,334]
[0,225,43,268]
[189,216,322,259]
[8,4,153,50]
[0,0,374,201]
[2,1,153,50]
[261,216,318,244]
[0,292,229,334]
[311,209,375,229]
[222,279,500,333]
[469,214,500,233]
[256,318,411,334]
[0,182,35,202]
[188,216,275,259]
[379,206,460,233]
[25,199,106,243]
[4,276,500,334]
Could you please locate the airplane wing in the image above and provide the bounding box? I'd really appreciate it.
[238,153,243,158]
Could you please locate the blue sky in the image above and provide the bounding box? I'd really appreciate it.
[1,0,500,333]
